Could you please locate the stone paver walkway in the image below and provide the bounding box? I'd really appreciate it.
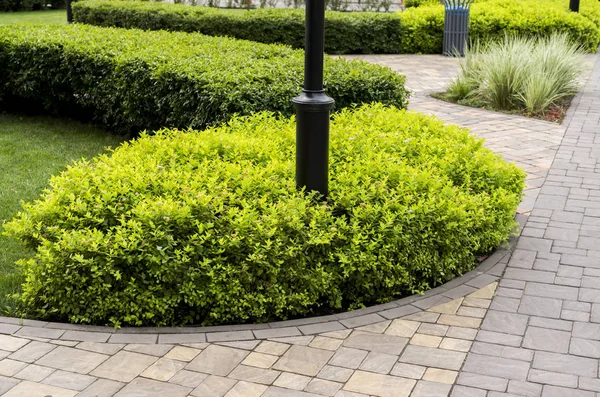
[1,53,599,396]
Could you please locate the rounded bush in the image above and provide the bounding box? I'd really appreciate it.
[5,104,525,327]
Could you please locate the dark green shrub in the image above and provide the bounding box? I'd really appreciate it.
[72,0,403,54]
[400,0,600,53]
[5,104,525,327]
[0,0,43,11]
[0,24,409,134]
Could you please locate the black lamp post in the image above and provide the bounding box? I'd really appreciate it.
[66,0,73,23]
[570,0,580,12]
[293,0,335,198]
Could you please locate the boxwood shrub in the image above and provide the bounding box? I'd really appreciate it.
[0,24,409,134]
[72,0,404,54]
[5,104,525,327]
[401,0,600,53]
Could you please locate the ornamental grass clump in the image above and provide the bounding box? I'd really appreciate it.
[447,33,585,114]
[4,104,525,327]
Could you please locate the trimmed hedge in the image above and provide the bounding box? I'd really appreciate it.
[5,104,525,327]
[0,0,63,11]
[0,24,409,134]
[401,0,600,53]
[72,0,404,54]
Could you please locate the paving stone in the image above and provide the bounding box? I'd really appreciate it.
[254,328,301,339]
[524,282,579,300]
[358,352,397,374]
[437,314,481,328]
[457,372,508,391]
[439,337,472,352]
[522,327,571,353]
[344,370,416,397]
[305,378,342,396]
[504,268,555,284]
[317,365,354,382]
[427,298,464,314]
[569,337,600,358]
[123,344,173,356]
[390,362,426,379]
[275,372,313,390]
[14,326,64,340]
[309,336,343,351]
[402,312,440,323]
[423,368,457,384]
[90,351,157,382]
[191,375,237,397]
[489,296,520,312]
[467,283,497,299]
[561,309,589,321]
[77,341,125,355]
[446,327,478,340]
[384,320,420,338]
[37,345,108,375]
[298,322,347,336]
[108,334,157,344]
[113,377,191,397]
[475,330,523,347]
[255,341,290,356]
[356,321,390,334]
[507,380,542,397]
[450,385,487,397]
[158,334,206,344]
[343,331,408,355]
[0,359,27,377]
[186,345,248,376]
[228,364,280,385]
[541,385,595,397]
[327,347,368,369]
[61,331,111,343]
[400,345,466,371]
[319,330,352,340]
[168,369,208,388]
[140,357,186,381]
[224,380,267,397]
[532,351,597,377]
[262,386,322,396]
[8,340,56,363]
[77,379,125,397]
[270,336,314,346]
[339,314,386,329]
[273,345,334,376]
[518,295,563,319]
[462,353,530,381]
[528,317,573,332]
[242,351,279,368]
[13,363,54,382]
[527,369,577,388]
[0,324,20,335]
[42,369,96,391]
[410,334,442,348]
[417,323,448,337]
[164,346,201,362]
[0,335,30,352]
[456,307,487,318]
[411,380,452,397]
[2,380,77,397]
[578,377,600,392]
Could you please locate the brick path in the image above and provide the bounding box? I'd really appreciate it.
[0,53,599,396]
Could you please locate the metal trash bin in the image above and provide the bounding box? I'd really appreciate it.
[442,0,473,57]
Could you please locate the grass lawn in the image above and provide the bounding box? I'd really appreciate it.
[0,9,66,25]
[0,114,126,315]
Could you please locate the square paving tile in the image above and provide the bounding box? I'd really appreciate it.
[42,370,96,391]
[186,345,249,376]
[141,357,186,381]
[90,351,157,382]
[2,380,77,397]
[191,375,237,397]
[37,346,109,375]
[344,370,416,397]
[343,331,408,355]
[77,379,126,397]
[273,345,334,376]
[114,377,191,397]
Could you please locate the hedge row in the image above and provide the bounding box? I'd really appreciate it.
[401,0,600,53]
[72,0,404,54]
[0,0,63,11]
[5,104,526,327]
[73,0,600,54]
[0,24,409,134]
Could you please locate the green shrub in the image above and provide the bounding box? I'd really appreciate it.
[0,0,44,11]
[0,24,409,134]
[448,33,585,113]
[400,0,600,53]
[72,0,404,54]
[4,104,525,327]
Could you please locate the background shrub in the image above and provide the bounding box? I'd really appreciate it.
[5,104,525,327]
[0,24,409,134]
[72,0,404,54]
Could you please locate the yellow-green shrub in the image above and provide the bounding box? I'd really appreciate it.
[5,104,525,327]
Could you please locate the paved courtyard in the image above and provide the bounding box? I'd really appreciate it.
[0,52,599,396]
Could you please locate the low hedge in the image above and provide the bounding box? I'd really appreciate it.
[401,0,600,53]
[72,0,404,54]
[5,104,525,327]
[0,24,409,134]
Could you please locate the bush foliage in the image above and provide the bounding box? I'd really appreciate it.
[72,0,404,54]
[5,104,525,327]
[0,24,408,134]
[0,0,63,12]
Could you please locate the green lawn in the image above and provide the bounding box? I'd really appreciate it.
[0,114,125,315]
[0,9,66,25]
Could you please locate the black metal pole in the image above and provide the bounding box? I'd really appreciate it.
[66,0,73,23]
[570,0,580,12]
[293,0,334,198]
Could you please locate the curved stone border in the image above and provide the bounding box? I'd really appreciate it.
[0,215,527,345]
